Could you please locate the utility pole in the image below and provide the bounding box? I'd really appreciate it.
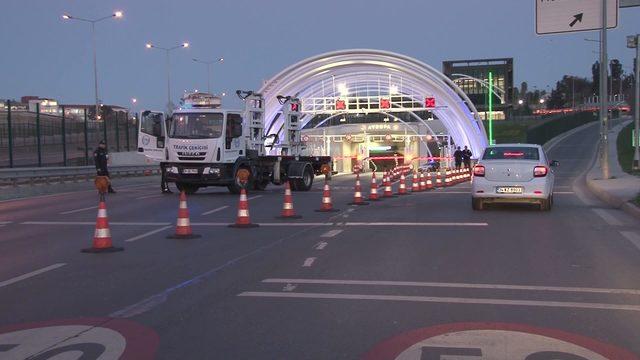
[599,0,610,179]
[628,34,640,170]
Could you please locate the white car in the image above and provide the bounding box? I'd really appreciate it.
[471,144,558,211]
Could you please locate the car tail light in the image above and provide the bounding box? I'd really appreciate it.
[473,164,485,177]
[534,166,548,177]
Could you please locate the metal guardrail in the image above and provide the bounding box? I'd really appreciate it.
[0,165,160,186]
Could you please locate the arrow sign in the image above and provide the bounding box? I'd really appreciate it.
[569,13,583,27]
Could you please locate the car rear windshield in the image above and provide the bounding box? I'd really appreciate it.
[482,147,540,160]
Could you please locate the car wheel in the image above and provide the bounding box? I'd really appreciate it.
[540,196,551,211]
[472,198,484,211]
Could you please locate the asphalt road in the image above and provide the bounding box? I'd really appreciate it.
[1,122,640,359]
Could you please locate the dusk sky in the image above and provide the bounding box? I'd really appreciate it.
[1,0,639,111]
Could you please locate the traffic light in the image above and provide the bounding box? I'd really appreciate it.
[380,98,390,109]
[335,99,346,110]
[425,97,436,108]
[290,103,299,112]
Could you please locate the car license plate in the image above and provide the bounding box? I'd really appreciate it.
[182,168,198,174]
[496,186,523,194]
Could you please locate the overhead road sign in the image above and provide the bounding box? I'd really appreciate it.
[536,0,619,35]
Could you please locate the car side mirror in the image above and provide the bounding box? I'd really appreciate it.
[550,160,559,167]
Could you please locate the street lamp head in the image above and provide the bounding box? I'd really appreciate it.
[539,99,545,104]
[182,42,190,48]
[145,43,153,49]
[131,98,137,103]
[518,99,524,105]
[62,14,71,20]
[113,11,123,18]
[218,57,224,63]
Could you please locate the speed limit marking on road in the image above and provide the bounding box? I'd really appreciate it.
[0,318,158,360]
[363,323,638,360]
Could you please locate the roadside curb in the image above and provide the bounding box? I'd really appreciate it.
[543,120,598,153]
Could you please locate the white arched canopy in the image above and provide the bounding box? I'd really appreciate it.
[259,49,488,155]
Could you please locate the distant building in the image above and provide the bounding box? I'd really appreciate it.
[27,98,59,114]
[443,58,513,120]
[0,100,28,112]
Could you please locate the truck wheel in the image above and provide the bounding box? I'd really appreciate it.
[293,166,314,191]
[176,183,199,195]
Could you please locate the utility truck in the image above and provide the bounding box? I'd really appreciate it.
[137,91,331,194]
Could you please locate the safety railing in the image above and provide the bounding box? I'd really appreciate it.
[0,165,159,186]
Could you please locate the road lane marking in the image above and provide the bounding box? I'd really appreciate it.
[346,208,355,213]
[303,257,316,267]
[321,229,343,238]
[125,226,172,242]
[21,221,171,226]
[259,223,334,227]
[135,194,164,200]
[345,222,488,227]
[201,206,229,216]
[237,291,640,312]
[0,221,12,226]
[315,241,328,250]
[247,195,263,201]
[592,209,624,226]
[262,278,640,296]
[620,231,640,252]
[59,206,98,215]
[0,263,66,289]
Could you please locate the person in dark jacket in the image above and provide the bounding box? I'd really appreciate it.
[453,146,463,169]
[94,140,115,193]
[462,146,473,169]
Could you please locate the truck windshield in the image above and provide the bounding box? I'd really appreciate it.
[170,113,223,139]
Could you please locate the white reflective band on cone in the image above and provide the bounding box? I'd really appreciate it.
[322,197,331,203]
[355,192,362,197]
[97,209,107,217]
[283,203,293,210]
[371,188,378,194]
[238,209,249,217]
[177,218,190,227]
[94,228,111,238]
[240,194,247,201]
[179,201,187,209]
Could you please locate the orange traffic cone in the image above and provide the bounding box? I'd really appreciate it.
[397,173,409,195]
[348,173,369,205]
[229,187,259,228]
[426,172,434,190]
[419,172,426,191]
[167,191,201,239]
[383,172,395,198]
[368,172,380,201]
[316,180,339,212]
[277,181,302,219]
[444,169,452,187]
[82,195,123,253]
[411,173,420,192]
[435,171,443,188]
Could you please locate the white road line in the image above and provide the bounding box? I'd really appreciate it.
[247,195,263,201]
[262,278,640,296]
[259,223,334,227]
[620,231,640,252]
[136,194,164,200]
[303,257,316,267]
[321,229,343,238]
[59,206,98,215]
[592,208,624,226]
[315,241,328,250]
[346,208,355,213]
[0,263,66,289]
[0,221,12,225]
[237,291,640,312]
[125,226,173,242]
[202,205,229,216]
[345,222,488,227]
[21,221,171,226]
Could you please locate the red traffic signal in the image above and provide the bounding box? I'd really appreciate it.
[425,97,436,108]
[335,99,346,110]
[290,103,299,112]
[380,98,390,109]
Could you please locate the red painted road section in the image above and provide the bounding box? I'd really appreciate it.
[362,322,639,360]
[0,317,159,360]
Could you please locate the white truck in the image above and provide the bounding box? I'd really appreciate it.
[137,91,332,194]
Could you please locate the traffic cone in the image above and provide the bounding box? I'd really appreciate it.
[444,169,452,187]
[426,172,434,190]
[368,172,380,201]
[435,171,443,188]
[348,173,369,205]
[316,180,339,212]
[277,181,302,219]
[397,173,409,195]
[167,191,201,238]
[229,187,259,228]
[383,172,395,198]
[419,172,426,191]
[82,195,123,253]
[412,173,420,192]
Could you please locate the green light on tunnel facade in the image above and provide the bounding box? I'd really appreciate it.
[488,71,495,145]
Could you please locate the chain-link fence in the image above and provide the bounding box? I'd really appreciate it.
[0,101,137,168]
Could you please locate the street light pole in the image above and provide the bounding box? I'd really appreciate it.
[146,42,189,112]
[193,57,224,94]
[599,0,610,179]
[628,34,640,170]
[62,11,123,122]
